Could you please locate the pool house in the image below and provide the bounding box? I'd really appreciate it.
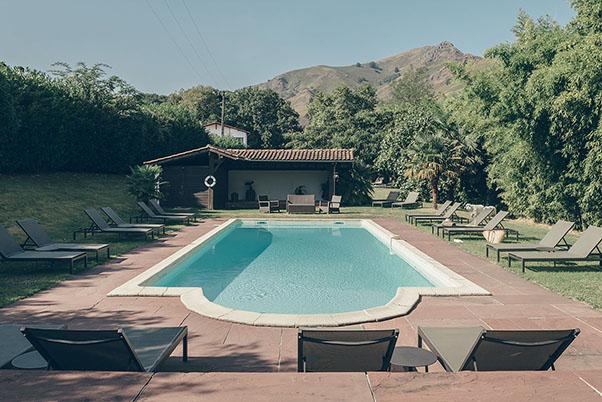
[143,145,354,209]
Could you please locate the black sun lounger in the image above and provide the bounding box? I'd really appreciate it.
[486,220,575,262]
[418,326,579,372]
[372,191,401,208]
[77,208,154,240]
[507,225,602,272]
[412,202,462,226]
[16,219,109,262]
[21,326,188,372]
[0,225,87,274]
[101,207,165,235]
[432,206,494,236]
[441,210,519,241]
[136,202,190,224]
[298,328,399,372]
[391,191,420,209]
[149,199,197,222]
[405,200,452,224]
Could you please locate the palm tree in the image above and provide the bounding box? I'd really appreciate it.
[404,127,469,209]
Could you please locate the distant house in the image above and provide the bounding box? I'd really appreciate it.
[203,122,248,146]
[144,145,354,209]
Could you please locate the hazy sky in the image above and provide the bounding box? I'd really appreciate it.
[0,0,575,94]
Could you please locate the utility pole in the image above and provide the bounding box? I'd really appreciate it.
[220,91,225,136]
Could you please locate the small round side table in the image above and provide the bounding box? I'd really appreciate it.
[389,346,437,372]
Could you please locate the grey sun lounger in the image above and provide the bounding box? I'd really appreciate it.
[372,191,400,208]
[411,202,462,226]
[486,220,575,262]
[418,326,579,372]
[0,225,87,273]
[297,328,399,372]
[101,207,165,235]
[432,206,495,236]
[391,191,420,209]
[136,202,191,224]
[16,219,109,262]
[78,208,155,240]
[21,326,188,372]
[405,200,452,223]
[508,225,602,272]
[149,199,197,221]
[441,210,518,241]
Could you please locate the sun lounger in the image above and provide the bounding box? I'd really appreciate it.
[258,195,280,213]
[21,326,188,372]
[0,225,87,273]
[287,195,315,214]
[486,220,575,262]
[372,191,400,208]
[149,199,197,221]
[391,191,420,209]
[101,207,165,235]
[16,219,109,262]
[418,326,579,372]
[432,206,494,236]
[405,200,452,223]
[411,202,462,226]
[136,202,191,224]
[441,210,518,241]
[297,328,399,372]
[507,225,602,272]
[318,195,342,214]
[78,208,154,240]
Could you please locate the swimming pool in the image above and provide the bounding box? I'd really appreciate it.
[144,220,433,314]
[110,219,489,326]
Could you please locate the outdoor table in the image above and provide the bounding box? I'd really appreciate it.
[389,346,437,372]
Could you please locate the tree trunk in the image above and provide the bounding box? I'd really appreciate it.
[431,177,439,209]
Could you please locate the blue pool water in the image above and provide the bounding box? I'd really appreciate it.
[145,221,433,314]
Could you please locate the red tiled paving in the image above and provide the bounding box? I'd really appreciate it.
[1,217,601,400]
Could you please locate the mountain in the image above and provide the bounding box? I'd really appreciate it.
[257,42,483,122]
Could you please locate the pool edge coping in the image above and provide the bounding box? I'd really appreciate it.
[108,218,490,327]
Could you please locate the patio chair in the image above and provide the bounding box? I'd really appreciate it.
[441,210,518,241]
[411,202,462,226]
[507,225,602,272]
[21,326,188,372]
[486,220,575,262]
[258,195,280,213]
[318,195,342,214]
[371,191,400,208]
[0,225,87,274]
[136,202,190,224]
[78,208,154,240]
[101,207,165,235]
[391,191,420,209]
[149,199,197,221]
[417,326,579,372]
[287,195,316,214]
[297,328,399,372]
[432,206,495,236]
[16,218,110,262]
[405,200,452,224]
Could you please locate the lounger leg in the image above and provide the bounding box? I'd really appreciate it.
[96,250,99,263]
[508,257,512,267]
[107,247,110,259]
[522,260,525,273]
[497,250,501,263]
[485,246,489,258]
[183,334,188,362]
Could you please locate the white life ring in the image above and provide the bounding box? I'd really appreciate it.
[204,175,216,188]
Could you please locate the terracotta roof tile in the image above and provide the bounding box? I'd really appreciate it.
[144,145,353,164]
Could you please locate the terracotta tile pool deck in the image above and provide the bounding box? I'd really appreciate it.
[1,218,601,401]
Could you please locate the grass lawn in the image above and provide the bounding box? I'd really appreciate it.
[0,173,183,307]
[1,177,600,311]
